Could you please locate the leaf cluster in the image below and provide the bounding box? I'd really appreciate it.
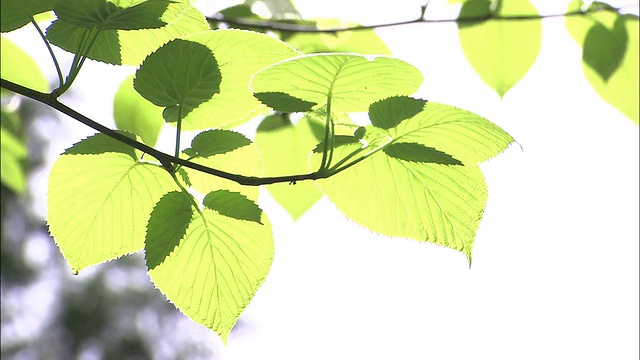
[0,0,635,344]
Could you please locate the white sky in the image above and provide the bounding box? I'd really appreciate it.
[4,0,639,359]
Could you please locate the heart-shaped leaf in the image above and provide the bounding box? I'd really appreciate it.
[146,190,273,343]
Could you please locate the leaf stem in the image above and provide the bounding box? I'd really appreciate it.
[30,19,64,88]
[175,103,184,161]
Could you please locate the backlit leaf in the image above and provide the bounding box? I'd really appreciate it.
[457,0,542,96]
[146,190,273,343]
[190,129,252,158]
[134,39,222,120]
[114,75,163,146]
[254,115,324,220]
[250,53,423,113]
[47,132,177,273]
[316,143,487,263]
[1,0,53,33]
[566,4,639,124]
[366,97,514,165]
[161,30,300,129]
[186,136,262,201]
[46,1,209,65]
[1,36,49,92]
[203,190,263,224]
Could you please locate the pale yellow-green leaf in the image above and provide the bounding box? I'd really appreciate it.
[146,191,273,343]
[1,36,48,92]
[47,133,177,273]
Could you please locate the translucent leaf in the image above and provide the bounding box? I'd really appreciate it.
[190,130,252,158]
[161,30,300,130]
[253,92,317,112]
[47,132,178,273]
[186,137,262,201]
[53,0,173,30]
[146,190,273,343]
[0,124,27,194]
[1,0,53,32]
[1,36,49,92]
[251,53,423,113]
[203,190,263,224]
[281,19,392,55]
[254,115,324,220]
[367,97,514,165]
[134,39,222,120]
[383,142,463,165]
[46,2,209,65]
[566,5,639,124]
[316,143,487,263]
[457,0,542,96]
[113,75,163,146]
[314,98,514,262]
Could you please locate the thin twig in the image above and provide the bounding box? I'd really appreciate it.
[207,3,638,33]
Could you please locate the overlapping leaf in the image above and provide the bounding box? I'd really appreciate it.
[254,114,324,220]
[1,0,53,32]
[46,0,209,65]
[156,30,301,129]
[184,131,262,201]
[367,97,514,165]
[134,39,222,121]
[457,0,542,96]
[566,2,639,124]
[146,190,273,343]
[47,132,177,273]
[315,97,513,263]
[250,53,423,113]
[114,75,164,146]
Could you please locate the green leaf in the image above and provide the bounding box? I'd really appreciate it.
[316,143,487,263]
[313,98,513,262]
[0,119,28,194]
[186,138,262,201]
[160,30,301,130]
[47,132,178,273]
[369,95,426,130]
[365,97,514,165]
[113,75,163,146]
[457,0,542,96]
[383,143,463,165]
[566,5,639,124]
[146,190,273,343]
[46,2,209,65]
[281,19,392,55]
[312,135,361,153]
[1,0,53,32]
[203,190,263,224]
[54,0,171,30]
[189,129,252,158]
[251,53,423,113]
[134,38,222,120]
[254,114,324,220]
[1,36,49,92]
[253,92,317,112]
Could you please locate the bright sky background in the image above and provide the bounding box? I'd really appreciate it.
[5,0,639,359]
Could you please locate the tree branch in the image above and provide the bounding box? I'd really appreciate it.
[1,78,328,186]
[207,3,637,33]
